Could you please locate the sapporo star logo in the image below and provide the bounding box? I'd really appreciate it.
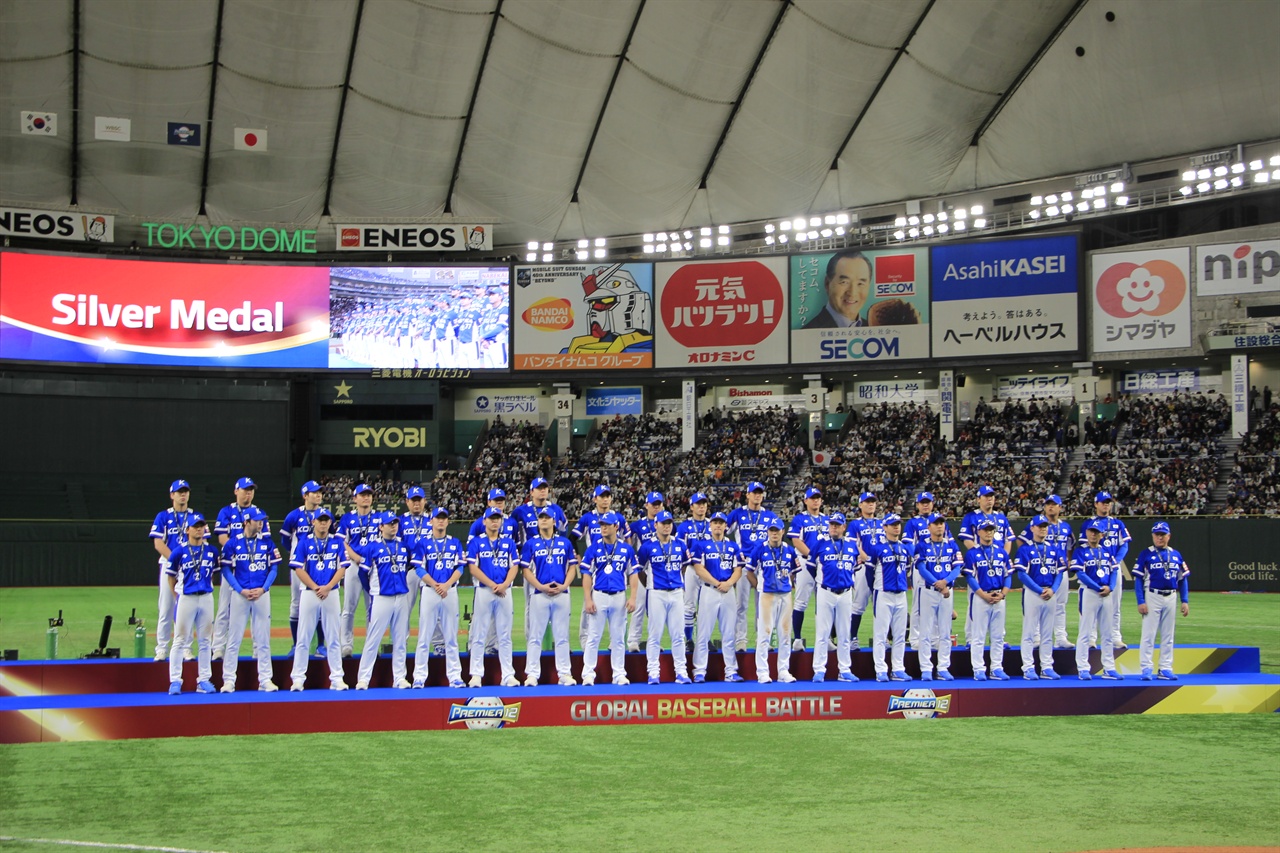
[334,381,352,399]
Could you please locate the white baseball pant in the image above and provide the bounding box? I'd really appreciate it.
[414,585,461,685]
[648,588,689,681]
[168,592,213,686]
[1076,588,1117,674]
[224,592,273,689]
[682,567,699,638]
[357,593,410,685]
[907,570,924,648]
[526,590,572,682]
[210,575,233,658]
[851,569,872,631]
[288,565,302,625]
[732,574,753,651]
[1110,574,1125,646]
[626,585,648,650]
[156,559,177,658]
[1020,589,1055,674]
[811,586,852,678]
[968,594,1007,675]
[693,584,738,679]
[1139,590,1178,672]
[1053,577,1072,646]
[755,591,793,681]
[917,586,953,676]
[341,571,372,654]
[469,586,514,682]
[582,591,627,684]
[792,569,816,612]
[291,589,345,687]
[872,590,908,675]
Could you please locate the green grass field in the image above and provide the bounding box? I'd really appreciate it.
[1,587,1278,853]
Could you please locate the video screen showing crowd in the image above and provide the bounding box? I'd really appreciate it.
[153,475,1190,694]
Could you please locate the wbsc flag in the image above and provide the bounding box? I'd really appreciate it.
[94,116,131,142]
[234,127,268,151]
[21,111,56,136]
[167,122,201,146]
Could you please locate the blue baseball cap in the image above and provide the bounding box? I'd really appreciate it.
[488,488,507,501]
[805,486,822,500]
[406,485,426,499]
[859,492,877,503]
[927,513,947,525]
[1095,491,1113,503]
[828,512,847,526]
[655,510,675,524]
[235,477,256,490]
[536,506,555,518]
[883,513,903,526]
[483,506,504,520]
[432,506,450,518]
[185,513,206,528]
[1043,494,1063,505]
[1030,514,1050,527]
[246,507,268,522]
[977,485,995,497]
[378,512,400,526]
[170,479,190,493]
[916,491,934,503]
[1083,519,1106,534]
[747,481,766,493]
[977,519,998,530]
[710,512,729,523]
[353,483,372,496]
[765,515,785,530]
[530,477,549,489]
[593,484,611,497]
[301,480,322,495]
[1152,521,1171,534]
[600,512,622,526]
[314,508,334,521]
[645,491,665,505]
[690,492,709,504]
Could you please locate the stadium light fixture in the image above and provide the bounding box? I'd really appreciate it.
[1093,198,1107,210]
[970,204,984,215]
[594,248,606,259]
[893,229,906,240]
[525,252,537,262]
[576,250,589,261]
[700,227,712,237]
[541,253,553,262]
[594,238,606,247]
[717,235,730,246]
[1030,196,1043,206]
[1230,176,1243,187]
[527,241,538,251]
[937,223,948,234]
[764,235,775,245]
[809,217,821,227]
[834,214,849,225]
[719,224,730,234]
[779,220,791,230]
[908,227,919,238]
[1254,172,1270,184]
[974,217,987,228]
[764,223,775,233]
[1028,209,1041,219]
[954,208,967,220]
[1179,186,1193,196]
[699,237,712,249]
[1046,205,1060,216]
[954,221,966,231]
[1182,170,1197,181]
[643,244,655,253]
[894,216,907,227]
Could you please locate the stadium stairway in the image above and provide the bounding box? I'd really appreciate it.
[1208,436,1242,511]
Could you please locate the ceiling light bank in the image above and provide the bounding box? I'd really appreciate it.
[141,222,317,254]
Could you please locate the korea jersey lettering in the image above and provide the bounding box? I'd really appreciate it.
[867,540,915,592]
[1078,517,1131,563]
[692,538,743,583]
[467,514,519,545]
[1014,541,1066,595]
[519,535,577,586]
[397,512,432,554]
[808,537,860,590]
[1132,547,1190,602]
[215,503,272,540]
[904,515,952,546]
[958,512,1014,550]
[280,506,319,558]
[629,516,661,547]
[572,511,627,548]
[915,538,963,587]
[166,542,218,595]
[962,545,1013,593]
[150,508,200,554]
[1019,519,1074,553]
[290,534,347,588]
[221,534,280,592]
[788,512,830,557]
[413,534,465,584]
[748,542,798,594]
[675,517,712,551]
[467,535,521,585]
[637,538,689,591]
[354,538,411,596]
[580,541,638,594]
[511,502,569,546]
[850,516,885,556]
[1071,545,1118,593]
[728,506,771,554]
[337,510,380,550]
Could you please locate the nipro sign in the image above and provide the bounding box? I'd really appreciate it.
[586,387,643,416]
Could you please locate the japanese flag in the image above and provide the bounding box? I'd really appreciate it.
[21,111,57,136]
[812,450,832,467]
[234,127,268,151]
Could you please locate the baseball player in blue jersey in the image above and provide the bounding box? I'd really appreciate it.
[690,513,744,683]
[280,480,324,654]
[288,508,349,691]
[520,507,578,686]
[914,514,963,681]
[806,513,859,683]
[1072,520,1121,680]
[337,483,379,657]
[849,493,884,649]
[728,481,770,652]
[511,477,569,644]
[410,507,466,688]
[347,512,413,689]
[1014,515,1065,680]
[1079,491,1131,652]
[625,491,665,652]
[579,512,639,686]
[962,520,1013,681]
[1019,494,1075,649]
[903,491,938,649]
[747,517,799,684]
[787,486,829,652]
[639,511,692,685]
[866,514,914,682]
[573,484,624,649]
[466,507,522,687]
[150,479,195,661]
[958,485,1015,646]
[220,507,281,693]
[165,514,218,695]
[212,477,271,661]
[398,485,431,617]
[1131,521,1191,681]
[676,492,713,645]
[465,488,518,655]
